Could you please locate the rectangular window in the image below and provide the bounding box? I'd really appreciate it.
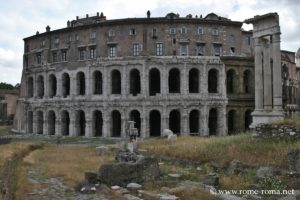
[79,48,85,60]
[230,34,235,43]
[54,37,59,44]
[108,29,115,37]
[247,36,251,46]
[152,28,157,38]
[90,32,96,39]
[133,43,140,56]
[169,28,176,35]
[52,51,58,62]
[180,44,188,56]
[197,44,205,56]
[230,47,235,55]
[75,34,80,41]
[212,28,219,36]
[36,53,41,64]
[61,50,67,61]
[213,44,222,56]
[197,27,204,35]
[109,46,116,57]
[90,47,96,59]
[181,27,187,34]
[41,40,45,47]
[156,43,163,56]
[129,28,136,35]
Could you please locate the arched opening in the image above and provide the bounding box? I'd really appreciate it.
[208,69,218,93]
[49,74,57,98]
[48,110,56,135]
[27,77,34,98]
[76,72,85,95]
[149,110,161,137]
[93,110,103,137]
[62,73,70,98]
[129,69,141,96]
[243,70,252,94]
[209,108,218,135]
[130,110,141,136]
[189,109,199,134]
[149,68,160,96]
[28,111,33,133]
[169,68,180,93]
[93,71,103,95]
[189,68,199,93]
[111,110,121,137]
[169,110,181,134]
[245,110,252,131]
[36,75,44,98]
[227,110,236,135]
[36,111,43,135]
[61,110,70,136]
[111,70,121,94]
[75,110,85,136]
[226,69,236,94]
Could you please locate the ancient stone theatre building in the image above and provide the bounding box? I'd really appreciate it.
[13,11,256,137]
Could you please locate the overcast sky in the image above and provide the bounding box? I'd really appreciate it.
[0,0,299,85]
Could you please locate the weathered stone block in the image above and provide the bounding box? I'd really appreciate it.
[288,149,300,173]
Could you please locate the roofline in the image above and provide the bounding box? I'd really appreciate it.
[281,50,295,54]
[24,17,243,41]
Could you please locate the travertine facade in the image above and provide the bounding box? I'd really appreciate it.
[13,12,259,137]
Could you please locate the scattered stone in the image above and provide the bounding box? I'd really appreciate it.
[159,162,164,165]
[158,193,179,200]
[98,156,160,186]
[196,166,202,171]
[202,173,219,187]
[90,187,96,191]
[287,149,300,173]
[123,194,143,200]
[84,172,98,184]
[168,173,181,178]
[138,190,159,199]
[227,159,244,174]
[127,183,142,190]
[167,134,177,142]
[256,166,276,178]
[111,185,121,190]
[95,146,108,156]
[162,129,173,137]
[115,187,130,195]
[115,149,139,162]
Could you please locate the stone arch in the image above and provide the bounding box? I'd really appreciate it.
[27,77,34,98]
[36,75,44,98]
[62,73,70,97]
[36,110,43,135]
[48,110,56,135]
[226,69,236,94]
[189,109,199,134]
[208,68,218,93]
[76,72,85,95]
[75,110,85,136]
[189,68,199,93]
[28,111,33,133]
[129,69,141,96]
[129,110,141,136]
[93,70,103,95]
[111,110,121,137]
[49,74,57,98]
[245,109,253,131]
[149,110,161,137]
[149,68,160,96]
[61,110,70,136]
[209,108,218,135]
[93,110,103,137]
[169,68,180,93]
[243,70,253,94]
[227,109,236,135]
[111,70,121,94]
[169,109,181,134]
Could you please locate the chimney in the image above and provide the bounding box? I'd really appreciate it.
[86,14,89,18]
[76,16,79,20]
[46,25,50,32]
[67,20,70,28]
[36,31,39,35]
[97,12,99,16]
[147,10,151,18]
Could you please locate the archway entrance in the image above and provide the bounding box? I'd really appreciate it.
[149,110,161,137]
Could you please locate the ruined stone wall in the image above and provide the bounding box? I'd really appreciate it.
[254,124,300,140]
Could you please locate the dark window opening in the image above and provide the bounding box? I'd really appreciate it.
[227,110,236,135]
[209,108,217,135]
[62,73,70,97]
[76,72,85,95]
[245,110,252,131]
[149,110,161,137]
[93,71,103,95]
[76,110,85,136]
[48,111,56,135]
[36,76,44,98]
[149,68,160,96]
[28,111,33,133]
[169,110,181,134]
[130,69,141,96]
[189,110,199,133]
[243,70,252,94]
[111,70,121,94]
[61,110,70,136]
[226,69,236,94]
[169,68,180,93]
[36,111,43,135]
[189,68,199,93]
[27,77,34,98]
[208,69,218,93]
[93,110,103,137]
[49,74,57,98]
[130,110,141,137]
[112,110,121,137]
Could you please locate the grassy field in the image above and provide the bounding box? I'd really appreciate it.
[140,133,300,168]
[0,125,11,136]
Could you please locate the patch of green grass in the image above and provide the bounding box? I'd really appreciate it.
[0,126,11,136]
